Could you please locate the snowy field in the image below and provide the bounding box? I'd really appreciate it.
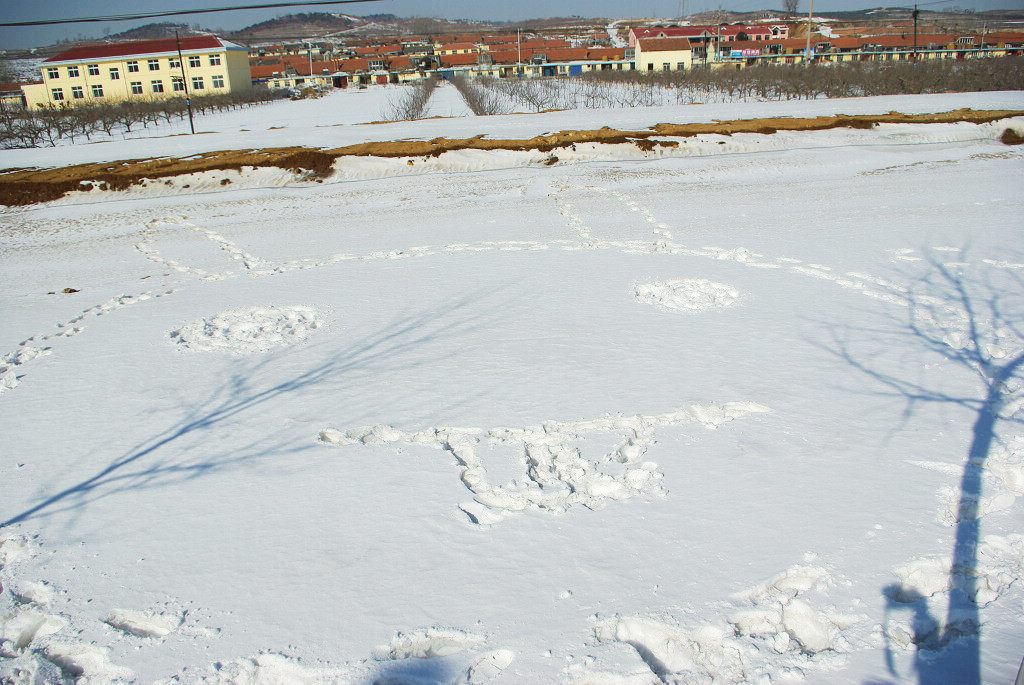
[2,88,1024,684]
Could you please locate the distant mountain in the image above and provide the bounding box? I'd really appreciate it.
[229,12,362,40]
[106,23,206,41]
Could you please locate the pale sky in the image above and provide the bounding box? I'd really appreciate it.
[1,0,1021,50]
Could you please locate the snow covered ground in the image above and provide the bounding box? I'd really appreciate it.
[1,87,1024,684]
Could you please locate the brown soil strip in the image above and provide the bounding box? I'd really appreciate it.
[1,108,1020,207]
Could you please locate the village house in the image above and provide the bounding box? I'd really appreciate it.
[22,36,251,109]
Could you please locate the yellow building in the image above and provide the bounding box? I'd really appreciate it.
[634,37,698,72]
[22,35,251,109]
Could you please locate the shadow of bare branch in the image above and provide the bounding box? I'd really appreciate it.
[2,290,500,530]
[822,248,1023,685]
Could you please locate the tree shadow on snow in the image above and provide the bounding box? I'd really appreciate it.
[1,290,501,531]
[821,247,1024,685]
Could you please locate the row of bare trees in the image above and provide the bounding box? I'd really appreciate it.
[449,75,513,116]
[470,57,1024,112]
[378,76,440,121]
[0,89,285,149]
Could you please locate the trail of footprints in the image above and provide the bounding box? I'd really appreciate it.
[320,402,771,526]
[12,180,1017,395]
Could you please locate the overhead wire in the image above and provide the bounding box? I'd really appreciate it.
[0,0,386,28]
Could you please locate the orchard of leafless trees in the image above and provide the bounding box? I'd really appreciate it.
[0,88,284,149]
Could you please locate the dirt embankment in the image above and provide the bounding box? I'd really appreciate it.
[1,108,1021,207]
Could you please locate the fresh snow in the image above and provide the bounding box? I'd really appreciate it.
[1,87,1023,684]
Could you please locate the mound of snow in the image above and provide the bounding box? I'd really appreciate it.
[105,609,182,638]
[170,306,323,354]
[634,279,741,313]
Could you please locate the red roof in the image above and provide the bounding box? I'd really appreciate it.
[637,37,695,52]
[440,53,480,66]
[438,42,478,52]
[44,36,229,63]
[542,48,589,62]
[586,48,627,60]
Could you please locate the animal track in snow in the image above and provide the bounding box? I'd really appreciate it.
[320,403,770,526]
[634,279,741,313]
[169,306,324,355]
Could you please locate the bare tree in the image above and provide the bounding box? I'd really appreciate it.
[783,0,800,16]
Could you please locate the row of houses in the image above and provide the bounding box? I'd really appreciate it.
[11,24,1024,110]
[634,30,1024,71]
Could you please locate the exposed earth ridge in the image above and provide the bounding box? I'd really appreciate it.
[1,108,1021,207]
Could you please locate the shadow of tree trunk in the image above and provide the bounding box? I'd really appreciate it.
[826,249,1024,684]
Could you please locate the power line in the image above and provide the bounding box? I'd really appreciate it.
[0,0,386,28]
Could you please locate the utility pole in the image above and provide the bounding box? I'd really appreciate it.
[804,0,814,66]
[517,27,521,76]
[715,6,721,65]
[306,39,313,87]
[175,30,195,135]
[913,4,920,62]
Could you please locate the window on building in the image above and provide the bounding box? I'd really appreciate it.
[47,67,59,79]
[109,67,120,80]
[71,86,84,99]
[91,84,104,97]
[663,62,670,70]
[171,77,185,92]
[67,65,80,77]
[188,55,201,68]
[151,80,164,93]
[88,64,100,76]
[191,76,205,90]
[127,60,139,73]
[211,75,225,88]
[148,59,160,71]
[677,62,686,70]
[51,88,64,101]
[169,58,181,69]
[130,81,143,95]
[209,55,222,66]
